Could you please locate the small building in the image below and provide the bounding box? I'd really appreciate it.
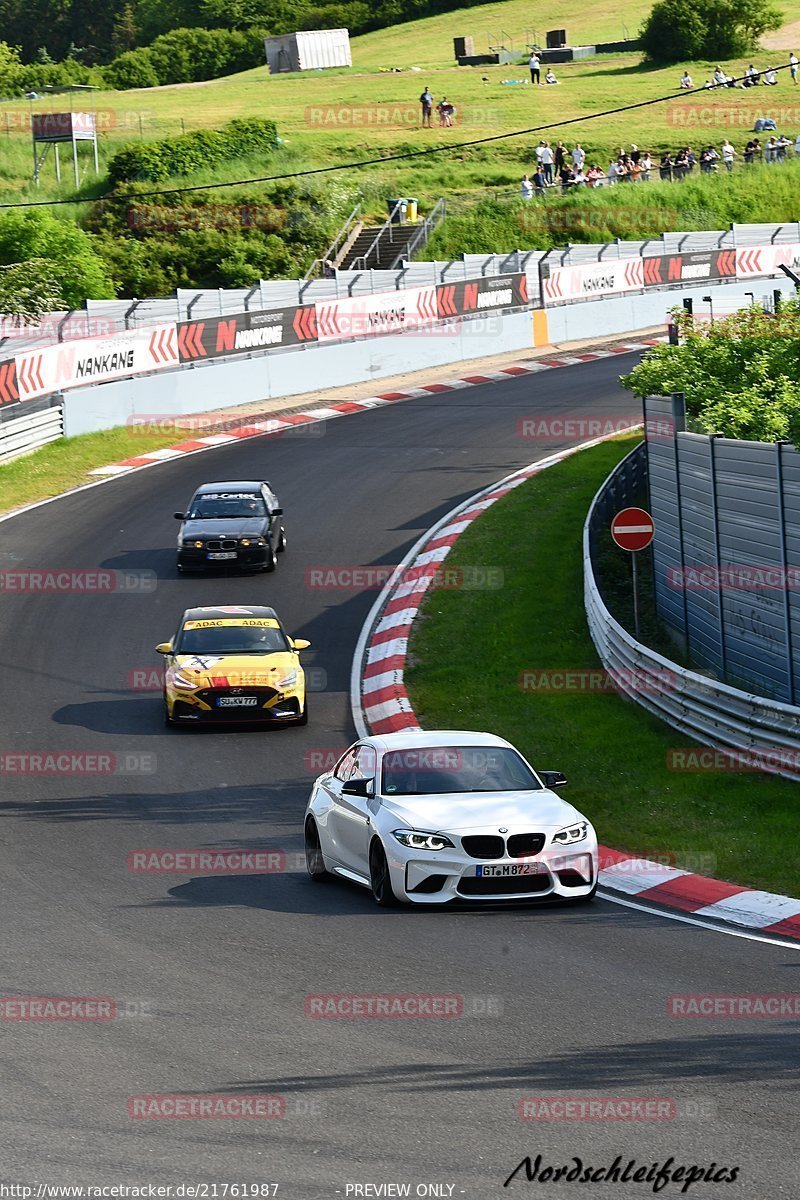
[264,29,351,74]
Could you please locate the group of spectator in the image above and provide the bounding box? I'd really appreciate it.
[527,52,560,85]
[521,132,800,196]
[418,89,457,127]
[522,141,656,194]
[679,53,799,90]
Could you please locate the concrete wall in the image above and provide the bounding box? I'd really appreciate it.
[62,311,533,437]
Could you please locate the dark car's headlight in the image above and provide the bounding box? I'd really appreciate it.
[240,537,266,547]
[552,822,588,846]
[393,829,455,851]
[183,539,204,548]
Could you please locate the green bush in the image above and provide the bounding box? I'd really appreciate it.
[19,58,103,91]
[103,48,160,90]
[86,184,339,294]
[104,25,265,89]
[641,0,782,65]
[106,118,279,184]
[622,304,800,444]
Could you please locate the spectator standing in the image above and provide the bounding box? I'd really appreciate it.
[532,166,547,196]
[520,174,534,200]
[586,164,604,187]
[659,151,673,181]
[765,136,778,163]
[540,140,554,183]
[790,52,798,84]
[572,142,586,169]
[673,148,688,181]
[554,141,566,173]
[776,134,790,160]
[420,87,433,127]
[528,51,541,85]
[721,138,736,171]
[640,151,652,181]
[534,140,546,168]
[794,131,800,156]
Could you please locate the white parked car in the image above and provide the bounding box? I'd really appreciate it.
[304,730,598,906]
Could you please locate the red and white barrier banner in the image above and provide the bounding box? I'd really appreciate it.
[541,257,644,304]
[736,243,800,279]
[15,324,178,401]
[315,286,438,343]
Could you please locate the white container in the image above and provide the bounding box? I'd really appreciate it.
[264,29,352,73]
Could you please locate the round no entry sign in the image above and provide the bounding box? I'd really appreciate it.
[611,507,655,552]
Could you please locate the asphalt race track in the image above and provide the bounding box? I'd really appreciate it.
[0,353,797,1196]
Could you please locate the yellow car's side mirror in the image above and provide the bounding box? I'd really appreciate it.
[155,642,173,655]
[293,638,311,650]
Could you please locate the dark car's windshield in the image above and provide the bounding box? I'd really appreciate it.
[381,746,542,795]
[177,620,288,656]
[187,492,267,520]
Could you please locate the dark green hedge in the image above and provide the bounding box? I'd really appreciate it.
[107,119,279,185]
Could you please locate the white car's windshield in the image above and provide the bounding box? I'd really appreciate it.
[381,746,541,795]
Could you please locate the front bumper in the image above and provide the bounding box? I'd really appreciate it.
[177,546,269,571]
[388,842,597,904]
[169,687,304,723]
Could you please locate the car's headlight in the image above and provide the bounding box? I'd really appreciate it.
[393,829,455,851]
[276,669,298,690]
[240,537,265,547]
[183,539,204,548]
[172,672,201,691]
[552,822,589,846]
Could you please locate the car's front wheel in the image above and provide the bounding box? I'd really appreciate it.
[276,527,287,553]
[263,544,277,573]
[163,694,177,727]
[369,839,398,907]
[305,818,329,881]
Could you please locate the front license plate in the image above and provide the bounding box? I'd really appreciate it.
[477,862,547,877]
[217,696,258,708]
[207,551,237,560]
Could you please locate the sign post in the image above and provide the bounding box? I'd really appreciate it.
[610,507,655,639]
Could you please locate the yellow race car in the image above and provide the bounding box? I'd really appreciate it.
[157,605,310,726]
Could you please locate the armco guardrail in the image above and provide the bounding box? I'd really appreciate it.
[0,273,529,410]
[584,444,800,782]
[0,399,63,464]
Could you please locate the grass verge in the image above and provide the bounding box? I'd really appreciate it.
[0,424,193,516]
[406,433,799,896]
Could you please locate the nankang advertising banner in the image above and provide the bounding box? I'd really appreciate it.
[176,305,318,362]
[436,273,528,317]
[14,324,179,401]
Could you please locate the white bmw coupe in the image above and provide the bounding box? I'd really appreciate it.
[304,730,598,906]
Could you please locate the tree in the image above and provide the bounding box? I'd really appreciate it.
[0,211,114,306]
[641,0,782,65]
[0,260,64,320]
